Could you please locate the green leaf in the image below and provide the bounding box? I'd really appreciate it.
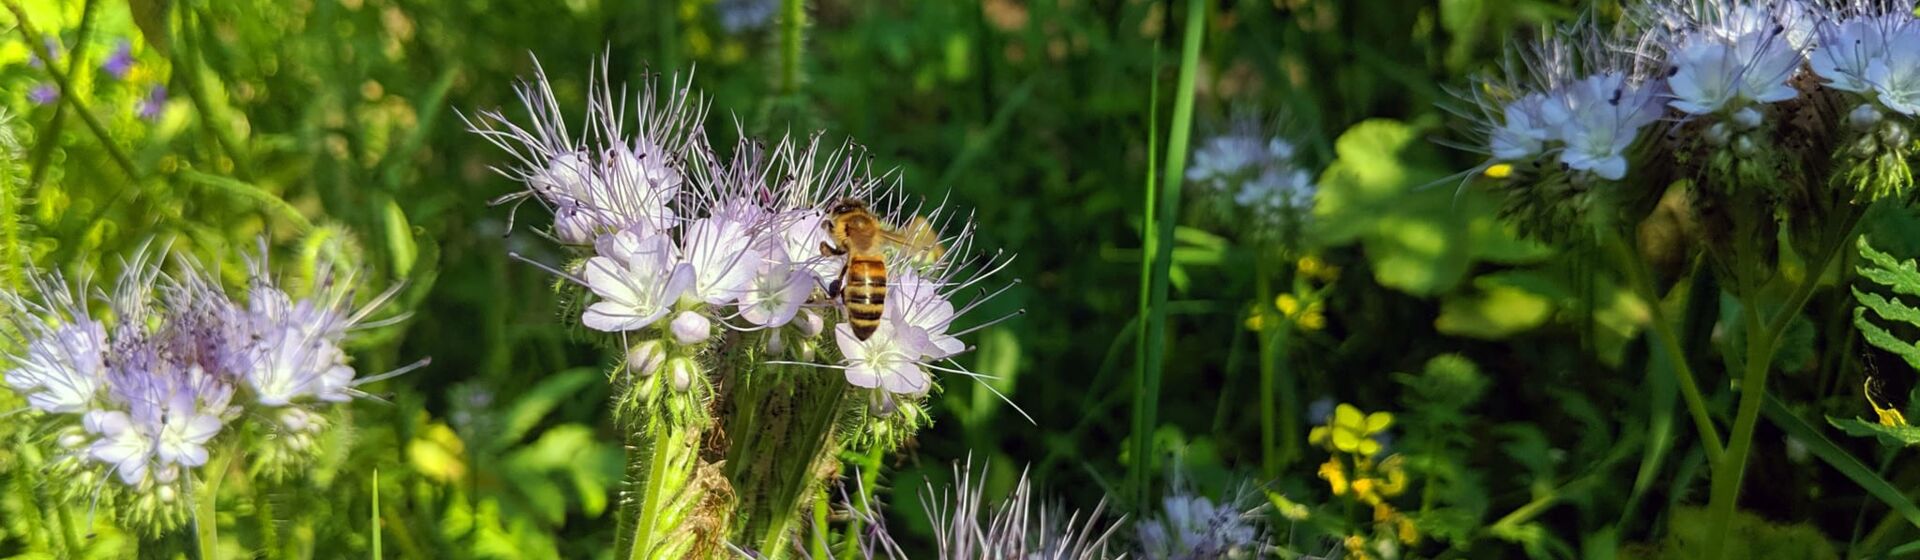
[1827,416,1920,446]
[1435,283,1553,339]
[1312,119,1546,295]
[492,368,599,450]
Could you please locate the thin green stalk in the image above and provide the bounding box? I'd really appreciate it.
[1257,257,1277,479]
[1703,209,1864,559]
[617,412,707,560]
[195,447,237,560]
[3,0,140,181]
[1602,232,1724,460]
[778,0,805,96]
[173,9,254,181]
[26,0,98,189]
[370,470,381,560]
[809,487,830,560]
[255,481,280,560]
[837,446,883,560]
[177,170,313,231]
[1131,0,1205,508]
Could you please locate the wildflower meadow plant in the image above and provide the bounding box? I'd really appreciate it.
[0,245,423,550]
[468,59,1021,558]
[1448,0,1920,557]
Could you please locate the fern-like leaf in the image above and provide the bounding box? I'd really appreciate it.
[1855,237,1920,370]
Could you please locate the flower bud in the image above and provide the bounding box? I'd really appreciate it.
[553,206,597,245]
[798,340,816,362]
[281,408,313,432]
[764,329,786,355]
[158,484,177,503]
[58,429,87,449]
[1855,134,1881,157]
[1732,107,1763,130]
[1705,122,1732,146]
[668,358,696,393]
[1881,122,1910,147]
[1850,104,1884,129]
[670,310,711,345]
[627,340,666,377]
[798,309,825,338]
[1733,135,1758,157]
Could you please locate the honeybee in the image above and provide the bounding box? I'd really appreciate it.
[819,198,941,340]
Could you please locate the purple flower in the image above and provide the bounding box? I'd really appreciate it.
[27,37,59,69]
[101,39,134,80]
[581,227,694,332]
[28,83,59,106]
[835,319,935,395]
[139,85,167,121]
[716,0,777,34]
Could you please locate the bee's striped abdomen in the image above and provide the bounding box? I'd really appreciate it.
[843,256,888,340]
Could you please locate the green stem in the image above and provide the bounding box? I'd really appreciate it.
[1703,209,1864,559]
[1256,258,1277,479]
[1601,232,1724,461]
[1130,0,1205,508]
[778,0,805,96]
[195,447,237,560]
[617,413,706,560]
[837,446,883,560]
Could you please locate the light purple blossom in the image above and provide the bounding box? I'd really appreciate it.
[1553,72,1665,180]
[28,83,58,106]
[835,320,934,395]
[581,227,694,332]
[138,85,168,121]
[101,39,134,80]
[1654,0,1809,114]
[27,37,59,69]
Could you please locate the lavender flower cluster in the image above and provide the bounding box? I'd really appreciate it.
[1462,0,1920,192]
[468,63,1016,419]
[1,249,416,531]
[1184,118,1317,241]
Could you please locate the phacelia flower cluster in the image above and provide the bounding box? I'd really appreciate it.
[0,248,421,533]
[1186,117,1317,241]
[468,61,1018,429]
[1452,0,1920,246]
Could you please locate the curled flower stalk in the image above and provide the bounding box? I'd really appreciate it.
[0,244,422,552]
[470,60,1022,558]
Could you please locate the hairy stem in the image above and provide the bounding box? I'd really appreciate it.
[1703,209,1864,559]
[1602,232,1724,461]
[778,0,805,96]
[617,414,706,560]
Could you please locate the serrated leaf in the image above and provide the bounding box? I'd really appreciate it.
[1828,416,1920,446]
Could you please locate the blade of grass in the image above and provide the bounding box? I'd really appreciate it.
[371,469,382,559]
[176,169,314,232]
[1131,0,1206,508]
[1760,394,1920,528]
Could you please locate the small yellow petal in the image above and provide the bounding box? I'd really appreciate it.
[1276,294,1301,316]
[1358,438,1381,457]
[1333,429,1362,452]
[1366,412,1395,432]
[1485,163,1514,179]
[1335,404,1364,427]
[1309,426,1330,445]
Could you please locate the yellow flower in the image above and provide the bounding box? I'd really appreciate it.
[1275,293,1326,331]
[1866,378,1908,428]
[1245,308,1267,331]
[1344,535,1374,560]
[1319,458,1349,496]
[1267,491,1312,521]
[1297,255,1341,282]
[1326,404,1393,456]
[1484,163,1514,179]
[1376,455,1409,497]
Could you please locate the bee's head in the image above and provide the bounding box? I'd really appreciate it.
[827,198,867,217]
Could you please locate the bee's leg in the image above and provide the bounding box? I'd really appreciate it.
[820,241,847,256]
[827,278,843,299]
